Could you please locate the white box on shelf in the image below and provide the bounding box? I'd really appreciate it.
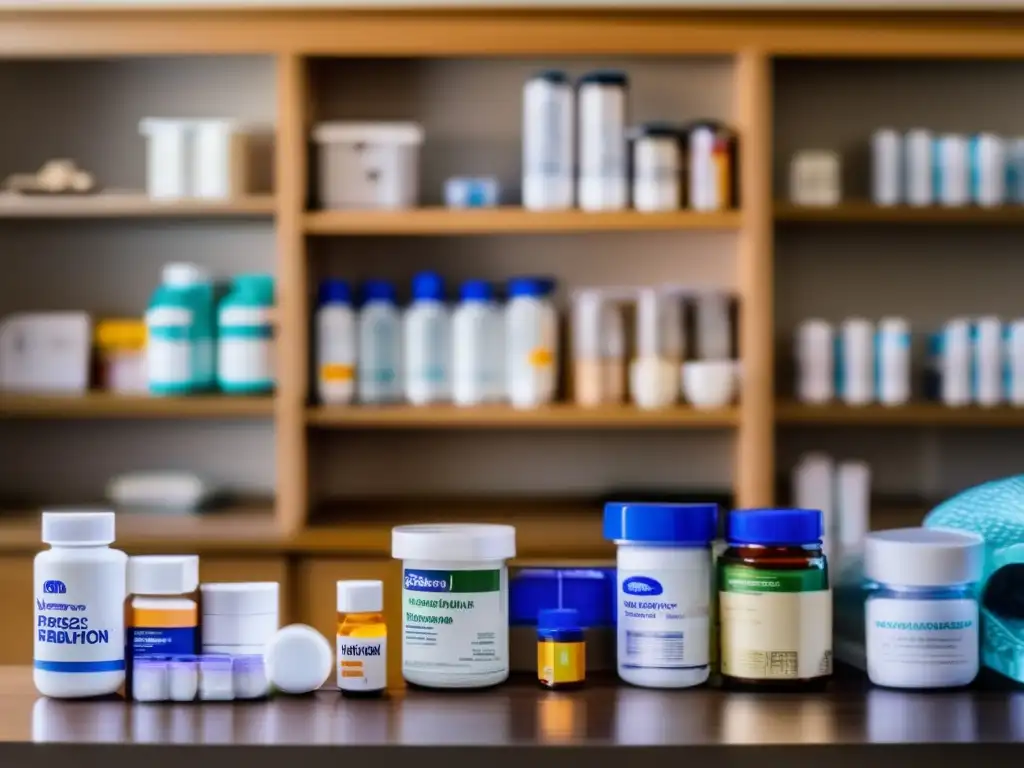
[789,150,841,207]
[312,122,424,210]
[139,118,192,199]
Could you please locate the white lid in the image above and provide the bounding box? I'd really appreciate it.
[392,524,516,562]
[264,624,333,694]
[42,511,115,546]
[129,555,199,595]
[312,121,424,146]
[200,582,279,615]
[163,262,209,287]
[864,528,984,587]
[337,580,383,613]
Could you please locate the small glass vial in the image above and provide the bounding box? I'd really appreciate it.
[537,608,585,690]
[864,528,983,690]
[718,508,832,692]
[336,580,387,697]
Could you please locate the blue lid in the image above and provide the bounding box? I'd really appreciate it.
[510,568,615,627]
[531,69,569,85]
[412,271,445,302]
[727,508,823,546]
[578,69,629,87]
[538,608,581,632]
[603,502,718,545]
[460,279,493,303]
[319,279,352,305]
[362,280,396,304]
[507,276,555,299]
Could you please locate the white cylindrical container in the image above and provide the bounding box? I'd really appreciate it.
[1005,319,1024,406]
[505,276,558,409]
[404,271,451,406]
[192,120,245,200]
[970,133,1006,208]
[603,502,717,689]
[200,582,279,653]
[522,70,574,211]
[973,315,1003,407]
[128,555,200,662]
[391,524,516,689]
[836,460,871,556]
[688,122,736,212]
[577,70,628,212]
[875,317,911,406]
[941,318,972,408]
[864,528,984,689]
[34,511,128,699]
[904,129,934,207]
[795,319,834,404]
[839,318,875,406]
[629,288,678,410]
[452,280,502,407]
[630,123,682,212]
[573,289,605,407]
[316,279,357,405]
[139,118,192,200]
[357,280,403,404]
[935,133,970,207]
[871,129,903,206]
[217,274,275,395]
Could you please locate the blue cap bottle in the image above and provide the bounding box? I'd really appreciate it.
[412,272,445,303]
[362,280,396,305]
[318,279,352,306]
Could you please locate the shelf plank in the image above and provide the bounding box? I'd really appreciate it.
[307,403,739,429]
[777,401,1024,426]
[775,200,1024,224]
[0,193,276,219]
[305,207,741,236]
[0,392,275,419]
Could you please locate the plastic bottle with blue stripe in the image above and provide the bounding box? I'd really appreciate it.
[972,316,1003,407]
[875,317,911,406]
[1006,138,1024,203]
[941,318,971,407]
[358,280,402,404]
[969,133,1005,208]
[934,134,970,207]
[1005,320,1024,406]
[217,274,276,394]
[924,331,942,401]
[146,263,209,395]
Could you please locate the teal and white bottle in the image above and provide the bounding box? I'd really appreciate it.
[358,280,402,404]
[146,263,208,395]
[217,274,275,395]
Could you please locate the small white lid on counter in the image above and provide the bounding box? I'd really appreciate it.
[392,523,516,562]
[865,527,984,587]
[312,122,424,146]
[264,624,333,695]
[200,582,279,615]
[129,555,199,595]
[42,510,115,546]
[337,579,383,614]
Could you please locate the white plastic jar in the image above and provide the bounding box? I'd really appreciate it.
[603,502,718,689]
[34,510,128,699]
[505,276,557,409]
[630,122,683,212]
[316,279,357,405]
[404,271,451,405]
[392,523,517,689]
[358,280,403,404]
[577,70,629,212]
[452,279,503,406]
[127,555,200,660]
[522,69,574,211]
[865,527,984,690]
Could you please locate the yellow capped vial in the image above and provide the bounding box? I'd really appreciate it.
[336,580,387,697]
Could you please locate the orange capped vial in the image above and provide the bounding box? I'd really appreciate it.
[336,580,387,697]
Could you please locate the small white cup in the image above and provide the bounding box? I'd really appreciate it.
[682,360,738,409]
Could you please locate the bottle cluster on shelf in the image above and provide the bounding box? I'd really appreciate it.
[792,452,871,566]
[315,273,740,411]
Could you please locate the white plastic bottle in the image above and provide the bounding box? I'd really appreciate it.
[217,274,275,395]
[452,279,502,406]
[316,279,357,405]
[404,271,451,405]
[795,319,834,404]
[630,288,677,410]
[1005,319,1024,406]
[357,280,402,404]
[522,70,574,211]
[973,315,1003,407]
[577,70,628,212]
[941,317,972,408]
[34,511,128,699]
[505,276,557,409]
[875,317,911,406]
[839,318,875,406]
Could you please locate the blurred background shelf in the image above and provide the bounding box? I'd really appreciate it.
[775,201,1024,224]
[0,393,275,419]
[776,401,1024,426]
[0,193,276,219]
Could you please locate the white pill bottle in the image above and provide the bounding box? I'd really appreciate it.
[316,278,357,405]
[505,276,558,409]
[34,511,128,698]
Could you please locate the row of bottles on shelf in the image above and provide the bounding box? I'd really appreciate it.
[796,315,1024,408]
[792,451,871,569]
[315,274,739,410]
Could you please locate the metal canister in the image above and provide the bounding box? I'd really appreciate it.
[687,120,736,212]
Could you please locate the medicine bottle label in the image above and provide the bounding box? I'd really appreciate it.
[130,605,198,657]
[401,568,506,676]
[866,597,978,686]
[616,559,712,672]
[337,635,387,692]
[34,561,125,674]
[719,565,832,680]
[538,641,585,686]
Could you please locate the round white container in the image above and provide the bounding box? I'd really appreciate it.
[34,511,128,699]
[865,528,984,690]
[201,613,279,646]
[200,582,279,615]
[505,276,557,409]
[577,70,628,212]
[630,123,682,212]
[392,523,516,689]
[264,624,333,694]
[522,70,574,211]
[452,280,503,406]
[357,280,403,404]
[603,502,718,689]
[316,279,357,405]
[404,271,451,406]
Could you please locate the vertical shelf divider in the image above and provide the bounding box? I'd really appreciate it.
[275,53,311,536]
[734,49,775,508]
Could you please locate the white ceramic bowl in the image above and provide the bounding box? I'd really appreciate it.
[682,360,738,409]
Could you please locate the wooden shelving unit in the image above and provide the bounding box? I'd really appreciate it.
[0,193,276,219]
[0,393,274,419]
[775,201,1024,224]
[777,401,1024,427]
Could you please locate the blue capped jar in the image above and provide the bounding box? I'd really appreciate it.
[603,501,719,688]
[719,508,831,692]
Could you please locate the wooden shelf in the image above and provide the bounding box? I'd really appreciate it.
[0,193,276,219]
[0,393,275,419]
[304,208,741,236]
[307,404,739,429]
[775,201,1024,224]
[777,401,1024,426]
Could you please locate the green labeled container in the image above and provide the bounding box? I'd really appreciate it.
[217,273,275,395]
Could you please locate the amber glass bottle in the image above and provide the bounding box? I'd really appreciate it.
[718,508,832,692]
[336,580,387,698]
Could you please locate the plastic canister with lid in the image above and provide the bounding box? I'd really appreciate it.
[404,271,451,405]
[94,319,147,395]
[199,582,279,654]
[522,70,574,211]
[577,70,628,212]
[146,262,216,395]
[630,122,683,212]
[358,280,402,404]
[604,502,718,688]
[864,528,984,689]
[452,279,504,406]
[128,555,200,661]
[505,276,558,409]
[316,279,357,405]
[217,274,275,395]
[392,523,517,688]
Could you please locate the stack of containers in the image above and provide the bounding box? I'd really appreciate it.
[199,582,280,656]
